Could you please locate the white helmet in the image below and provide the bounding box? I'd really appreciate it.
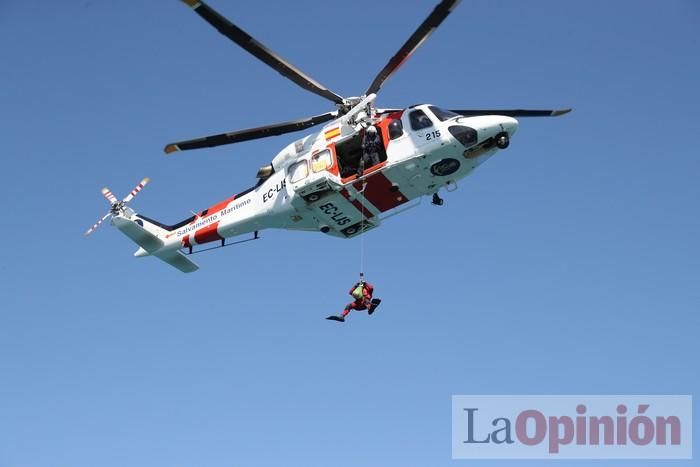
[366,125,377,135]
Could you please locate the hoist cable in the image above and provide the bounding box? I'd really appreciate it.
[359,181,367,280]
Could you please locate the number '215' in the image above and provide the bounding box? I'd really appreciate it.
[425,130,441,140]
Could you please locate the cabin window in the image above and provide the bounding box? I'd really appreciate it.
[448,125,478,147]
[311,149,333,173]
[388,119,404,140]
[409,109,433,130]
[288,160,309,183]
[429,106,460,122]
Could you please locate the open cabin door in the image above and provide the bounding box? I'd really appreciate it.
[334,127,388,181]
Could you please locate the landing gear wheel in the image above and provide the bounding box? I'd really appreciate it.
[496,132,510,149]
[307,193,320,202]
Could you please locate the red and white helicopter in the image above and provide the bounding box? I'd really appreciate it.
[86,0,570,273]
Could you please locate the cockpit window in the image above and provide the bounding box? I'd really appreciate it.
[448,125,478,147]
[409,109,433,130]
[388,119,404,140]
[429,106,460,122]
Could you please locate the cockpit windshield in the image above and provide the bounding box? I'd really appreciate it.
[428,106,460,121]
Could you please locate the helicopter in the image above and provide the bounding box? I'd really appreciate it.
[86,0,570,273]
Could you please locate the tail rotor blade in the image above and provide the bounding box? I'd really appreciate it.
[122,177,150,203]
[102,187,118,204]
[85,212,111,236]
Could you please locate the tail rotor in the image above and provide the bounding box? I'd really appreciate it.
[85,177,150,236]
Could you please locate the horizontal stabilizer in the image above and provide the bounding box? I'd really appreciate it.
[154,250,199,273]
[113,217,163,253]
[113,217,199,273]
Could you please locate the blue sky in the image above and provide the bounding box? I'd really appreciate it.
[1,1,698,466]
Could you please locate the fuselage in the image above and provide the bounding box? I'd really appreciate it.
[126,104,518,255]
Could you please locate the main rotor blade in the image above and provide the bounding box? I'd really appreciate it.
[451,109,572,117]
[164,111,338,154]
[181,0,345,106]
[365,0,461,96]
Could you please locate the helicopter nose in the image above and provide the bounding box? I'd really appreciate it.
[501,116,518,136]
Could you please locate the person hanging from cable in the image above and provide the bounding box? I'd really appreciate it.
[326,274,381,322]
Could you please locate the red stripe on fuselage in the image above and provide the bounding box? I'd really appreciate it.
[353,172,408,212]
[199,195,235,219]
[194,222,222,245]
[177,194,237,248]
[340,189,375,219]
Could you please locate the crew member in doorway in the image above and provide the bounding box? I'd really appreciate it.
[358,125,381,177]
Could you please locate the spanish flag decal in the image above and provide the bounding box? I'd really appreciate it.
[324,127,341,141]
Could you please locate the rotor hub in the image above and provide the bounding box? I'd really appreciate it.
[110,201,125,215]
